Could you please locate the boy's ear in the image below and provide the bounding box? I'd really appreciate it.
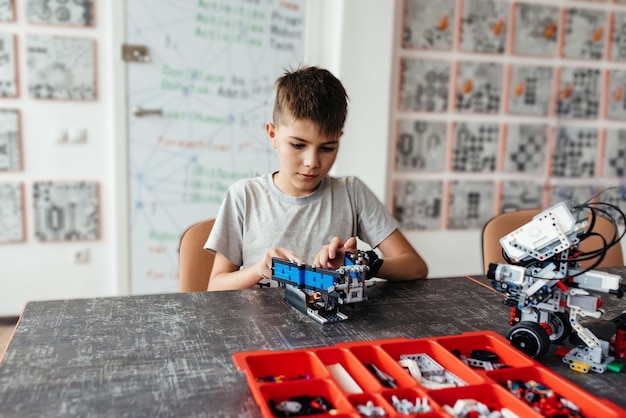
[266,122,277,146]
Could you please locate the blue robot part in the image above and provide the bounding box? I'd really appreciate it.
[271,255,370,324]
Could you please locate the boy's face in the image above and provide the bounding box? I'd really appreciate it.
[266,117,340,197]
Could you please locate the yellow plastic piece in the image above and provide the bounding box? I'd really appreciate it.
[569,360,591,374]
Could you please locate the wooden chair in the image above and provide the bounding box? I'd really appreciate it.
[482,209,624,274]
[178,219,216,292]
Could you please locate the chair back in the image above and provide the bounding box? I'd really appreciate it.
[482,209,624,273]
[178,219,216,292]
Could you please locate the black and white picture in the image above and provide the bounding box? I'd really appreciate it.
[0,182,24,243]
[0,32,17,98]
[562,7,607,60]
[399,58,450,112]
[508,65,554,116]
[0,0,14,21]
[403,0,455,50]
[0,109,21,171]
[395,120,448,172]
[393,180,443,230]
[499,181,545,213]
[447,180,495,229]
[27,34,96,100]
[459,0,508,54]
[551,127,599,177]
[26,0,94,26]
[455,61,503,113]
[556,67,602,119]
[33,181,100,241]
[512,3,559,57]
[452,122,500,172]
[503,124,549,174]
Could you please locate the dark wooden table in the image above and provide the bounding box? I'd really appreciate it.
[1,271,625,417]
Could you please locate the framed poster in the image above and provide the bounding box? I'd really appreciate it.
[393,180,443,230]
[26,0,94,26]
[0,32,17,97]
[562,7,607,60]
[455,61,503,113]
[395,119,448,172]
[27,34,96,100]
[0,182,24,243]
[447,180,496,229]
[402,0,455,50]
[459,0,508,54]
[0,109,21,171]
[0,0,14,22]
[512,3,559,57]
[33,181,100,241]
[399,58,450,112]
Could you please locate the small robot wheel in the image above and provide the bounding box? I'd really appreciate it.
[507,321,550,359]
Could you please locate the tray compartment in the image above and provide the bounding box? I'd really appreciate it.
[258,378,353,417]
[348,393,397,417]
[236,350,329,384]
[314,347,384,394]
[487,366,624,418]
[380,387,441,416]
[347,344,418,389]
[435,330,535,370]
[379,339,484,388]
[428,383,541,417]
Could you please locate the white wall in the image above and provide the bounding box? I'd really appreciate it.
[0,1,120,316]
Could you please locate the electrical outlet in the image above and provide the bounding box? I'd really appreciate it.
[69,248,90,264]
[68,127,87,143]
[51,128,68,143]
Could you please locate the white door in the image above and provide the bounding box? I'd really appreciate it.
[125,0,307,294]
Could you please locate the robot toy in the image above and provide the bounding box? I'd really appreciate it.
[271,253,371,324]
[487,200,626,373]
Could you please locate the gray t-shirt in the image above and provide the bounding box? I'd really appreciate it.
[204,173,398,285]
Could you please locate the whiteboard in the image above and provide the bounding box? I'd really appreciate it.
[126,0,307,294]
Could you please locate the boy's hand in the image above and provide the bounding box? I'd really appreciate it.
[314,237,358,270]
[257,248,304,281]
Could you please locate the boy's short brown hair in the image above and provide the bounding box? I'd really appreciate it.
[273,66,349,138]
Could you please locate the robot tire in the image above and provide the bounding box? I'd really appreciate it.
[507,321,551,359]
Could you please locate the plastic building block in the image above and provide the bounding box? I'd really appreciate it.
[271,254,371,324]
[568,360,591,374]
[613,324,626,359]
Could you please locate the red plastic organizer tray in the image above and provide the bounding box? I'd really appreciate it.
[232,330,626,417]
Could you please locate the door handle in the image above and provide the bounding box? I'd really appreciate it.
[133,107,163,117]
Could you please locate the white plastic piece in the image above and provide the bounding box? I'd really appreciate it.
[327,363,362,394]
[399,358,422,380]
[500,201,587,261]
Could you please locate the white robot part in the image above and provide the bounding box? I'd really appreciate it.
[500,201,588,262]
[569,269,622,293]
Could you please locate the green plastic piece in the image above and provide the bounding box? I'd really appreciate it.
[607,361,624,373]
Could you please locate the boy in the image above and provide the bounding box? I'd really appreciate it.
[205,66,428,290]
